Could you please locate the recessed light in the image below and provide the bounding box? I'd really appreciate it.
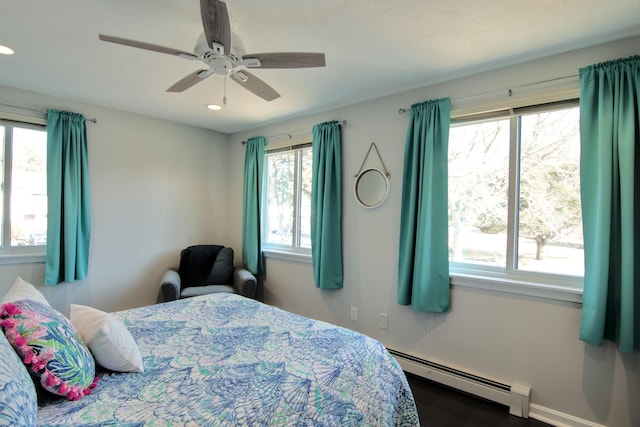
[207,104,222,111]
[0,45,14,55]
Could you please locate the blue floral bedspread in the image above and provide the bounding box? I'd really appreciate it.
[37,294,419,426]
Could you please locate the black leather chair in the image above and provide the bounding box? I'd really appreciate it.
[160,245,257,302]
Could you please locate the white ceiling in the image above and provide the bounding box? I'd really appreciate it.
[1,0,639,134]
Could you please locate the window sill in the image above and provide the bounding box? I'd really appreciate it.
[0,253,45,265]
[261,251,582,303]
[263,249,312,264]
[450,273,583,303]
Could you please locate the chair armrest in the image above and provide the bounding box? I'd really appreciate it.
[233,268,257,299]
[160,268,181,302]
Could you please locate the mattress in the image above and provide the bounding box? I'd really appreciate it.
[37,293,419,426]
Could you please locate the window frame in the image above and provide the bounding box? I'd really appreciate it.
[0,119,47,263]
[448,99,584,303]
[261,141,313,263]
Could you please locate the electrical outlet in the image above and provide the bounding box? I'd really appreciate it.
[350,306,358,321]
[379,313,388,329]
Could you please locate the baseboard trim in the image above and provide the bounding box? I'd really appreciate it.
[389,349,530,417]
[391,348,606,427]
[528,404,607,427]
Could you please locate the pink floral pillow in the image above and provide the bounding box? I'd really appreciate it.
[1,299,98,400]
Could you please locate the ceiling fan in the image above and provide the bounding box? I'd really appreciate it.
[98,0,325,102]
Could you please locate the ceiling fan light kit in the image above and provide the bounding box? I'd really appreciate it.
[0,44,15,55]
[98,0,325,103]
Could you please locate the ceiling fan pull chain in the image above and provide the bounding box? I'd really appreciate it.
[223,67,227,105]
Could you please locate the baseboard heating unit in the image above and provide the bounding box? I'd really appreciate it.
[388,349,531,418]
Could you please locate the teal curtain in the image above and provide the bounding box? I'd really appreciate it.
[579,56,640,353]
[398,98,451,312]
[242,136,265,275]
[45,109,91,285]
[311,121,342,289]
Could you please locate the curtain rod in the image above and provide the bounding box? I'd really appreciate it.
[241,120,347,145]
[397,73,579,114]
[0,103,98,123]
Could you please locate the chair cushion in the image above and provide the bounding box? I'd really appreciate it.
[0,325,37,426]
[206,247,234,285]
[178,245,224,288]
[181,284,237,298]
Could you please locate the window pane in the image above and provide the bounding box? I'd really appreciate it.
[11,127,47,247]
[449,119,510,268]
[517,108,583,276]
[299,147,312,248]
[265,151,294,246]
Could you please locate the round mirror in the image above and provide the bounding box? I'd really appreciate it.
[354,168,389,208]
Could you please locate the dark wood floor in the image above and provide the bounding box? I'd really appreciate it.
[405,373,552,427]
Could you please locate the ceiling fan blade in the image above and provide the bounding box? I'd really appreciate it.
[230,70,280,101]
[99,34,198,60]
[200,0,231,55]
[167,69,213,92]
[242,52,326,68]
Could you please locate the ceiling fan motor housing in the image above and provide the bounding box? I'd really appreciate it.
[202,47,234,74]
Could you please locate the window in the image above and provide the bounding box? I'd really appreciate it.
[262,143,312,257]
[448,101,583,295]
[0,120,47,256]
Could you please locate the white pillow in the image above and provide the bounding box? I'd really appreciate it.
[70,304,144,373]
[1,276,50,306]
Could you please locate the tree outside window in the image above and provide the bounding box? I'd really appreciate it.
[448,104,583,279]
[263,144,312,252]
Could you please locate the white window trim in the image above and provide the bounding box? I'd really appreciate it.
[448,96,583,304]
[261,139,313,258]
[0,253,45,265]
[0,104,47,126]
[0,116,47,262]
[263,248,312,264]
[451,274,582,303]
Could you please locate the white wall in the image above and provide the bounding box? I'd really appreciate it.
[228,37,640,427]
[0,84,231,314]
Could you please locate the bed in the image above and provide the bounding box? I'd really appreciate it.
[2,287,419,426]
